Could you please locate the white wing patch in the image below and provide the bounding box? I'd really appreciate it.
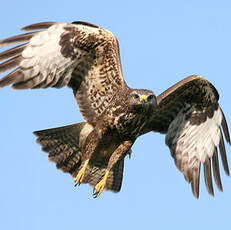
[18,23,76,88]
[176,108,221,163]
[166,105,228,197]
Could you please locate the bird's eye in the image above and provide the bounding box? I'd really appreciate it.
[147,95,154,101]
[133,94,139,99]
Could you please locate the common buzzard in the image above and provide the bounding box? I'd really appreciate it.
[0,21,230,198]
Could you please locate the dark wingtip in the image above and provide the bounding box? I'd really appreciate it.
[219,129,230,176]
[72,21,99,28]
[33,130,39,136]
[191,187,199,199]
[212,148,223,192]
[221,108,231,144]
[204,157,215,197]
[191,163,200,199]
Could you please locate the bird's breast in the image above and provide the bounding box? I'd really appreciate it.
[113,111,147,138]
[91,131,122,162]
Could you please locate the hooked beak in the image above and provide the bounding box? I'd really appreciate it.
[140,95,147,104]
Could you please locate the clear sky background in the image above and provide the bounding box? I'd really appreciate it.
[1,0,231,229]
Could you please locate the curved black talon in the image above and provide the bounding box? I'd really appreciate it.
[74,181,81,187]
[92,189,99,198]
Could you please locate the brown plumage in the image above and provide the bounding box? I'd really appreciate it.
[0,21,230,198]
[33,123,124,192]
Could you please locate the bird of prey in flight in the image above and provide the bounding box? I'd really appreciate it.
[0,21,230,198]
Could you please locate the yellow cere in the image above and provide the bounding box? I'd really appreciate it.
[140,95,147,101]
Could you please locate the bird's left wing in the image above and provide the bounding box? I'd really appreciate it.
[0,21,125,124]
[149,75,230,198]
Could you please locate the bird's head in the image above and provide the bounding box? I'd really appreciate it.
[129,89,157,111]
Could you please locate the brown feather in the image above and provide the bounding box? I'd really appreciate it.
[83,159,124,192]
[72,21,99,28]
[0,44,27,61]
[12,74,41,89]
[153,75,219,133]
[34,122,86,174]
[221,109,231,144]
[0,32,38,47]
[0,68,23,88]
[212,147,223,191]
[0,56,22,73]
[157,75,201,104]
[191,163,201,199]
[21,22,57,31]
[219,128,230,176]
[156,75,219,105]
[204,156,214,196]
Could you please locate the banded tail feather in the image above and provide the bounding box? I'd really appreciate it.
[34,122,86,174]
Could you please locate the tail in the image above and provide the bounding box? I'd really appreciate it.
[34,122,87,175]
[34,122,124,192]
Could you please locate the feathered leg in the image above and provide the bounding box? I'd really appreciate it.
[93,140,134,197]
[74,127,106,186]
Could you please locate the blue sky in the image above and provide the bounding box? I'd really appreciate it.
[1,0,231,229]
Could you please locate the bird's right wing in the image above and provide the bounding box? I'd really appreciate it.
[149,75,230,198]
[0,21,125,124]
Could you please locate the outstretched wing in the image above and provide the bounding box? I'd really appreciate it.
[150,75,230,198]
[0,21,125,124]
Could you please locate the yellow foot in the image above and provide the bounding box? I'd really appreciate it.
[93,170,109,198]
[74,159,89,186]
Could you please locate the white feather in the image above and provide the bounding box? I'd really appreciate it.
[19,23,75,86]
[166,106,223,178]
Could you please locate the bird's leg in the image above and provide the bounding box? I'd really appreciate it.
[74,159,89,186]
[93,140,134,197]
[74,127,105,186]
